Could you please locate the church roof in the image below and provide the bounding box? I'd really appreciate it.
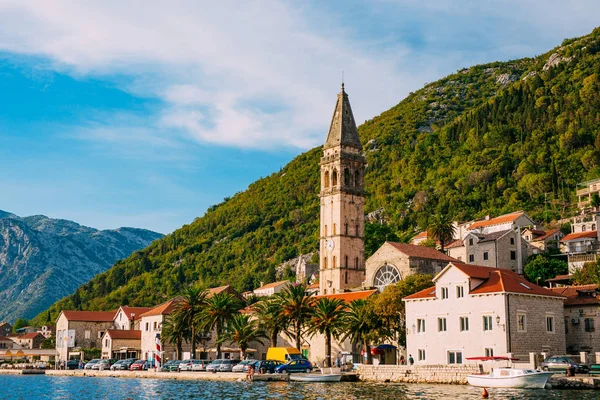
[386,242,457,262]
[324,84,362,150]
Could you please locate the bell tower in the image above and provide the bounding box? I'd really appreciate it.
[319,83,365,295]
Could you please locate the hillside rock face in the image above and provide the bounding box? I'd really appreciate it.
[0,211,162,322]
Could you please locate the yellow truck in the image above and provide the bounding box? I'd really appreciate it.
[266,347,305,362]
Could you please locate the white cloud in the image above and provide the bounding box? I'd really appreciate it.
[0,0,599,150]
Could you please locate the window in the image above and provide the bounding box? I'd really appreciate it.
[517,313,527,332]
[483,252,488,261]
[345,223,348,235]
[105,338,109,347]
[469,254,474,262]
[438,317,447,332]
[593,224,597,231]
[485,348,494,357]
[483,315,493,331]
[355,224,359,236]
[355,171,360,187]
[583,225,587,232]
[469,238,473,246]
[344,168,351,186]
[510,238,515,245]
[510,251,516,260]
[355,257,359,269]
[418,349,426,361]
[153,321,158,331]
[441,287,449,299]
[84,330,90,339]
[324,225,328,236]
[98,331,104,339]
[333,256,336,268]
[345,255,348,267]
[456,286,464,298]
[145,322,149,331]
[460,316,469,332]
[448,351,462,364]
[345,271,348,284]
[332,170,338,186]
[333,224,337,235]
[546,316,554,333]
[417,318,426,333]
[324,257,327,269]
[585,318,595,332]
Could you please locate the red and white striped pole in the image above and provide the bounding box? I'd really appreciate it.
[155,333,162,370]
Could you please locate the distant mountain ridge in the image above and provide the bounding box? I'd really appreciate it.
[0,210,162,322]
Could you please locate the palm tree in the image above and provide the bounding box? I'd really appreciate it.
[161,312,186,360]
[427,214,456,252]
[253,297,287,347]
[341,299,378,365]
[201,293,242,359]
[173,286,207,359]
[222,313,267,359]
[306,298,347,367]
[274,283,313,350]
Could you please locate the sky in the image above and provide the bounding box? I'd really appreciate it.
[0,1,599,234]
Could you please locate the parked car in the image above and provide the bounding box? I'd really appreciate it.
[65,360,81,370]
[191,360,210,372]
[253,360,284,374]
[206,359,225,372]
[129,360,147,371]
[162,360,183,372]
[217,359,240,372]
[92,359,117,370]
[110,358,137,371]
[541,356,589,373]
[177,359,194,372]
[232,359,258,373]
[84,359,101,370]
[274,359,313,374]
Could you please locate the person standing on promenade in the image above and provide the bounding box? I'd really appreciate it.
[408,355,414,365]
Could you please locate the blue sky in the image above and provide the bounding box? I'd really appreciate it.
[0,1,599,233]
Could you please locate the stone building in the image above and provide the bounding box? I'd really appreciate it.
[0,322,12,336]
[38,325,54,339]
[12,332,44,349]
[55,310,116,362]
[549,284,600,354]
[524,228,562,254]
[253,280,290,297]
[113,306,152,330]
[319,83,366,295]
[560,231,599,273]
[404,263,565,365]
[102,329,142,359]
[365,242,456,291]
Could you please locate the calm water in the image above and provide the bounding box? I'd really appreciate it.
[0,375,593,399]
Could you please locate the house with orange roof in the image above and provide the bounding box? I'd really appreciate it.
[404,262,565,366]
[12,332,44,349]
[113,306,153,330]
[102,329,142,360]
[560,230,600,273]
[365,242,457,291]
[524,228,563,253]
[466,211,534,234]
[55,310,117,362]
[253,280,290,297]
[549,284,600,354]
[139,298,182,363]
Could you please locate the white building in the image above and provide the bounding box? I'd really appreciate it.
[253,280,290,297]
[139,298,181,363]
[404,262,565,365]
[113,306,152,330]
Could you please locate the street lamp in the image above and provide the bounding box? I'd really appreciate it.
[496,315,506,331]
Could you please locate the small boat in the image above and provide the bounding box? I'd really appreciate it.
[466,357,553,389]
[290,373,342,382]
[467,367,554,389]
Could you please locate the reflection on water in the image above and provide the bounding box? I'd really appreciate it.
[1,375,596,400]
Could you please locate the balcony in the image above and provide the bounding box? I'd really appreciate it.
[578,187,591,196]
[567,253,600,264]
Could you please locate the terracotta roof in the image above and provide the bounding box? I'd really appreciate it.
[546,274,573,282]
[468,211,525,230]
[386,242,457,262]
[560,231,597,242]
[409,263,564,300]
[531,228,560,242]
[105,329,141,340]
[412,231,428,241]
[239,305,256,315]
[403,286,437,300]
[18,332,43,340]
[206,285,243,300]
[0,336,11,341]
[60,310,116,322]
[119,306,153,320]
[446,239,463,249]
[139,298,182,318]
[254,280,290,291]
[307,282,320,290]
[313,289,377,303]
[549,285,600,306]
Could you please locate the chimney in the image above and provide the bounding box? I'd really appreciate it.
[260,281,264,288]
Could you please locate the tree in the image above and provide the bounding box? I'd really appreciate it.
[427,215,456,252]
[372,274,434,347]
[173,286,207,359]
[340,299,382,365]
[572,261,600,285]
[161,312,187,360]
[274,283,313,351]
[222,314,266,359]
[592,193,600,209]
[201,293,243,359]
[306,298,347,367]
[253,298,287,347]
[13,318,29,333]
[523,255,568,286]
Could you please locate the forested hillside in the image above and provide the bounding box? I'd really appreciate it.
[32,27,600,325]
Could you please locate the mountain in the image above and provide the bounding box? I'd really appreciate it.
[32,27,600,325]
[0,211,163,322]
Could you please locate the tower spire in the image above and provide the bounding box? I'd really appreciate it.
[324,83,361,150]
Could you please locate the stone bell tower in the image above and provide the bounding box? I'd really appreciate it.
[319,83,365,295]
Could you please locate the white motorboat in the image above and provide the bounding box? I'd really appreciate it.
[467,368,554,389]
[290,373,342,382]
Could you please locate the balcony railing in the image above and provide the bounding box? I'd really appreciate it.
[568,253,600,263]
[578,188,591,196]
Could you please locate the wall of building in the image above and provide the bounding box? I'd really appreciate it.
[563,305,600,354]
[102,336,141,359]
[55,316,114,362]
[358,364,483,384]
